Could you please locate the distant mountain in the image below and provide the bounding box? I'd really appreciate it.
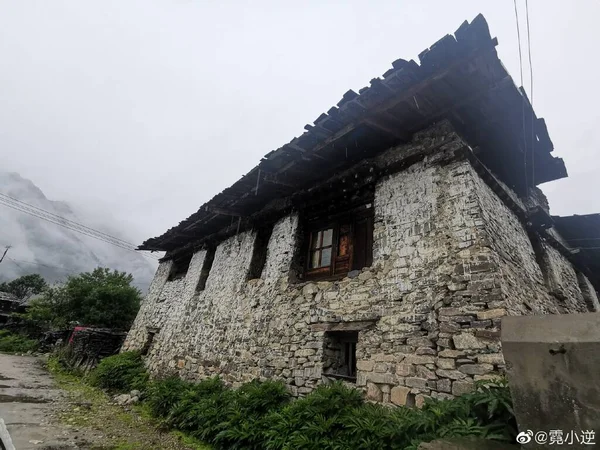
[0,172,157,291]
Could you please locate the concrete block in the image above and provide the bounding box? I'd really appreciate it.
[502,313,600,438]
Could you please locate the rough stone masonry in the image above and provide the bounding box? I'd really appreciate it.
[124,16,600,406]
[124,122,597,406]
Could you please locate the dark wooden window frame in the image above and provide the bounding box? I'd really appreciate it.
[304,207,373,281]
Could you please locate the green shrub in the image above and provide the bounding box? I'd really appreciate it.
[88,351,148,392]
[263,382,364,450]
[146,376,193,418]
[126,372,517,450]
[213,380,290,449]
[0,330,38,353]
[166,378,233,441]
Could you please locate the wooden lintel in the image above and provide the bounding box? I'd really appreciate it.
[310,319,379,332]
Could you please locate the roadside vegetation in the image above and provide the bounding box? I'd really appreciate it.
[0,269,141,354]
[0,329,38,353]
[24,268,142,330]
[51,351,518,450]
[47,355,210,450]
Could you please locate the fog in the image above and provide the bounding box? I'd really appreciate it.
[1,1,598,271]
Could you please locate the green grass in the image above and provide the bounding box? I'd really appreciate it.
[47,355,212,449]
[171,431,213,450]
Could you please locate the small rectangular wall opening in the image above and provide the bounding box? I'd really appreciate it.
[196,247,216,292]
[530,232,555,291]
[323,331,358,382]
[141,328,159,356]
[247,225,274,280]
[168,252,193,281]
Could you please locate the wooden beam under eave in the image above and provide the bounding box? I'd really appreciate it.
[261,173,300,189]
[284,143,328,161]
[362,117,410,141]
[203,205,245,217]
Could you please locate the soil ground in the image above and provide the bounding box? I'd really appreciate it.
[0,353,209,450]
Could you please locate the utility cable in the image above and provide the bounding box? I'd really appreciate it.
[0,193,134,247]
[0,198,159,260]
[525,0,535,186]
[513,0,529,192]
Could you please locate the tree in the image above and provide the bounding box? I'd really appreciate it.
[0,274,48,300]
[26,268,142,330]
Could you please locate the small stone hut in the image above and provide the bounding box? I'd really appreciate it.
[124,15,600,406]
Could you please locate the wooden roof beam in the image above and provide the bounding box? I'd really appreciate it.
[203,205,245,217]
[363,117,410,141]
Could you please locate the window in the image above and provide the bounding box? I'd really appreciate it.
[247,225,274,280]
[196,247,216,292]
[168,252,193,281]
[323,331,358,382]
[304,207,373,280]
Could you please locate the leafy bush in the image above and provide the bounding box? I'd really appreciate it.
[88,351,148,392]
[146,376,193,418]
[80,360,516,450]
[263,382,364,449]
[213,379,291,449]
[0,330,38,353]
[141,377,515,450]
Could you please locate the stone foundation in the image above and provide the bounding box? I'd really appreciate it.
[123,122,594,405]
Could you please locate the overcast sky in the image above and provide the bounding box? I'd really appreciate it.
[1,1,599,245]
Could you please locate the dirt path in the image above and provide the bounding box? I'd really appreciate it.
[0,353,208,450]
[0,353,93,449]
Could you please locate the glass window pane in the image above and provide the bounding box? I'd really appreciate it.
[311,231,322,249]
[311,250,320,268]
[322,229,333,247]
[321,248,332,267]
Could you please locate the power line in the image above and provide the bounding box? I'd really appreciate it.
[7,258,25,271]
[513,0,530,193]
[513,0,524,88]
[0,193,134,247]
[5,257,148,289]
[513,0,529,193]
[0,196,140,254]
[0,196,159,261]
[0,194,142,251]
[8,257,77,274]
[525,0,535,185]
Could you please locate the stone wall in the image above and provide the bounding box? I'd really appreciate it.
[123,122,594,405]
[577,273,600,312]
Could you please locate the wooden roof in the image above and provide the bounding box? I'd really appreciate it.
[552,214,600,288]
[140,14,566,252]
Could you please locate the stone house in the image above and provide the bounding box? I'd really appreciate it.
[124,15,600,406]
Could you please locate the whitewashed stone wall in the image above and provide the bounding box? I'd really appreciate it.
[123,122,594,405]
